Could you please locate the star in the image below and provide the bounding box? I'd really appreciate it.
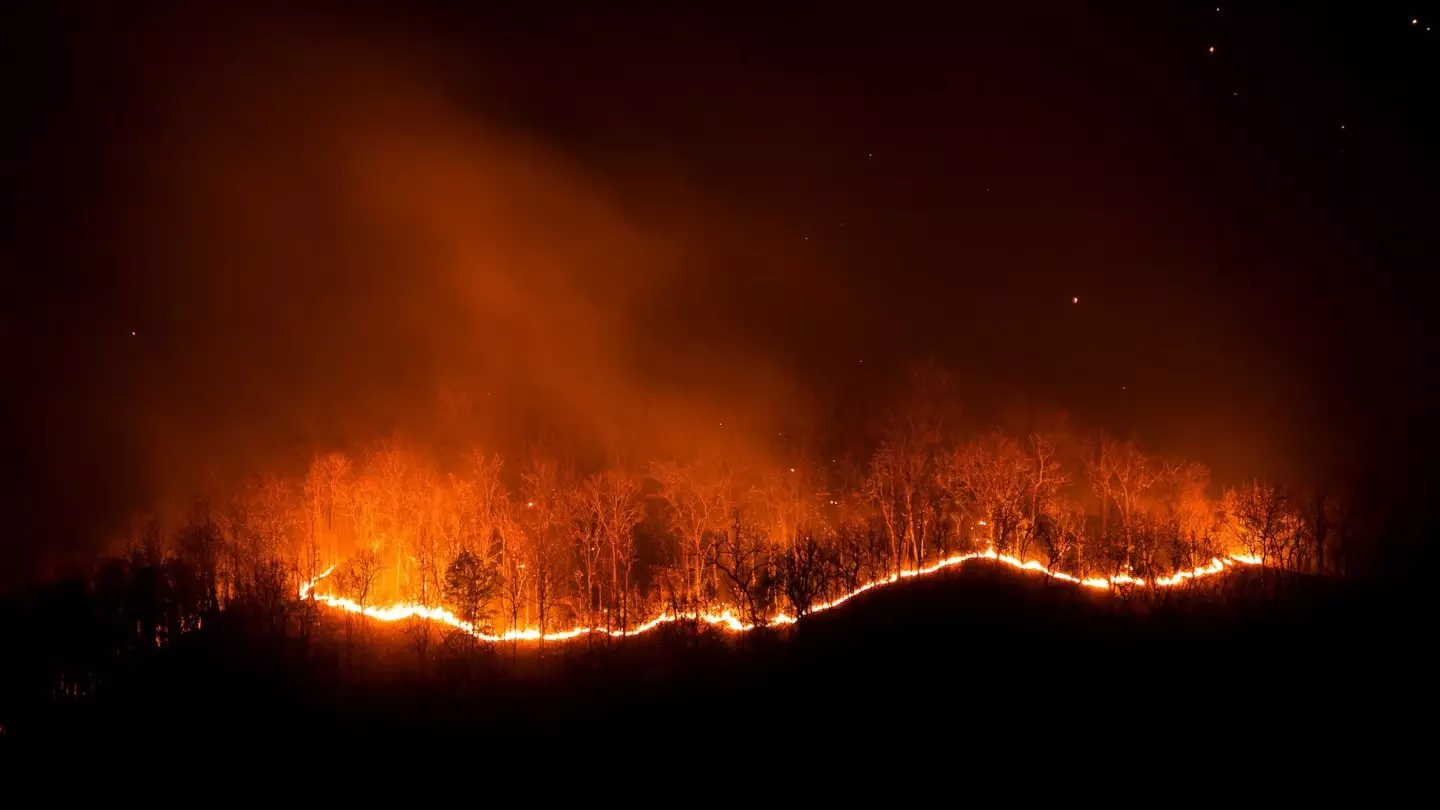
[1208,45,1216,54]
[130,330,136,336]
[1072,296,1079,304]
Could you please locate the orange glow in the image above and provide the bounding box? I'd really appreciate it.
[300,550,1262,643]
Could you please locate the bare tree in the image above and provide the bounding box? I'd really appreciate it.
[1040,497,1085,577]
[865,442,906,575]
[343,548,385,653]
[778,532,830,619]
[304,452,351,572]
[456,451,509,558]
[405,521,445,671]
[1226,479,1301,577]
[1021,433,1067,560]
[1149,462,1220,579]
[368,441,419,599]
[240,476,298,634]
[652,460,729,614]
[587,469,644,635]
[175,499,222,618]
[499,517,531,654]
[711,513,774,633]
[940,432,1028,555]
[529,529,568,642]
[1085,436,1168,576]
[520,449,576,645]
[571,480,605,633]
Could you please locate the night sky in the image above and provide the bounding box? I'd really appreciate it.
[3,2,1436,578]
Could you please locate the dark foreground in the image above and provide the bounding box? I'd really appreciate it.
[3,562,1430,793]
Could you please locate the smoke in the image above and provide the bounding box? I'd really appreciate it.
[10,7,832,575]
[11,4,1387,581]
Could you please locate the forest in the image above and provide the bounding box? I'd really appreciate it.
[5,387,1367,684]
[0,375,1421,788]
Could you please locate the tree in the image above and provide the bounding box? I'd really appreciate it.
[886,362,955,568]
[711,512,774,633]
[1226,480,1300,575]
[1085,436,1168,576]
[303,452,351,573]
[457,451,510,569]
[498,519,531,652]
[864,443,904,574]
[585,469,644,635]
[444,549,500,663]
[866,439,941,574]
[652,460,729,614]
[1040,498,1085,576]
[778,532,829,619]
[840,523,886,590]
[230,477,299,637]
[406,522,445,672]
[940,432,1028,555]
[1021,433,1067,560]
[528,529,568,642]
[1147,462,1220,579]
[520,448,576,644]
[175,502,222,618]
[756,459,824,552]
[344,548,385,649]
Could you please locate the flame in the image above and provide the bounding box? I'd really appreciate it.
[300,551,1262,644]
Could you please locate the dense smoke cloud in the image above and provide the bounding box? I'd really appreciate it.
[9,10,839,577]
[124,22,819,467]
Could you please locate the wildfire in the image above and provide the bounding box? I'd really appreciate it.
[299,550,1262,643]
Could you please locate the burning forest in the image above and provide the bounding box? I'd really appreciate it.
[169,429,1298,650]
[4,1,1434,788]
[12,420,1349,680]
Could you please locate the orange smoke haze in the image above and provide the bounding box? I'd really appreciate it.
[99,11,833,526]
[14,4,1407,584]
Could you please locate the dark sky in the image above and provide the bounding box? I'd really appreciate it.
[3,1,1436,577]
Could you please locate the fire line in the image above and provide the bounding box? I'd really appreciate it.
[299,550,1263,643]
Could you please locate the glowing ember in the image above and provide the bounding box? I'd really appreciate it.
[300,550,1263,643]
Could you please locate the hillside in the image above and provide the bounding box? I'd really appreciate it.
[5,559,1418,789]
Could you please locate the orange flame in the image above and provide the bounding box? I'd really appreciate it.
[300,551,1262,644]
